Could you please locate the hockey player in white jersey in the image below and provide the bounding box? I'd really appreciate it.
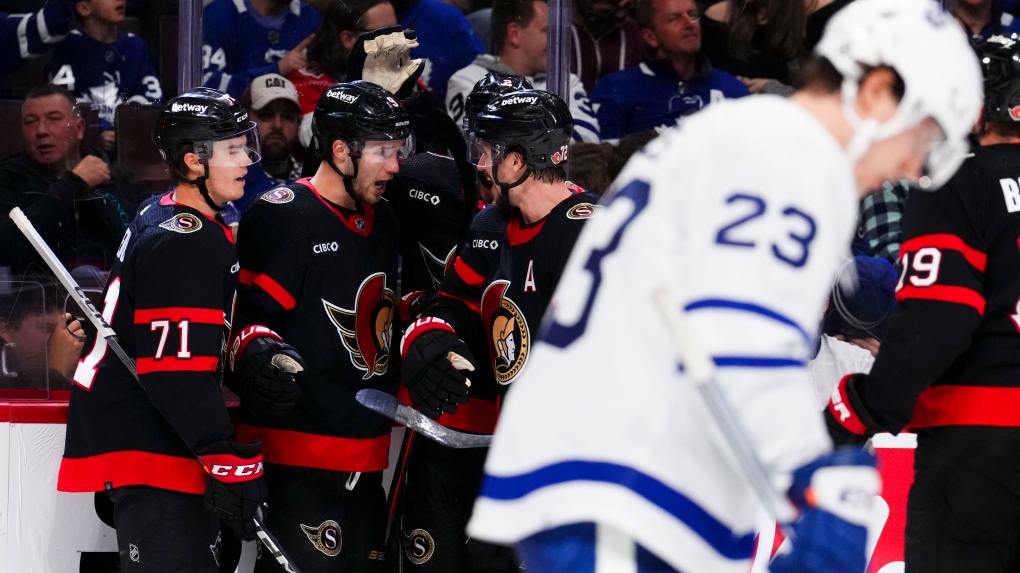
[465,1,982,572]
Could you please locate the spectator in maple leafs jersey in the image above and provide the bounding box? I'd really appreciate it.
[231,81,413,572]
[397,89,598,572]
[0,0,77,84]
[46,0,161,153]
[202,0,320,99]
[824,34,1020,573]
[56,89,303,573]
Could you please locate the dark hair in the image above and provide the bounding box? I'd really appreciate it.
[792,56,906,104]
[169,142,196,184]
[608,130,658,181]
[634,0,656,30]
[491,0,545,54]
[25,83,78,110]
[726,0,808,63]
[307,0,392,79]
[0,280,61,331]
[567,142,613,194]
[505,146,567,183]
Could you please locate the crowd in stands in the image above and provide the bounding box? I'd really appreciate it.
[0,0,1007,389]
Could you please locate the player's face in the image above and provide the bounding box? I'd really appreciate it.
[517,1,549,75]
[204,135,253,203]
[351,140,403,203]
[646,0,701,58]
[252,100,300,163]
[855,117,945,195]
[21,94,85,168]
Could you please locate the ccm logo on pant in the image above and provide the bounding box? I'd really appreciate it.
[209,462,264,478]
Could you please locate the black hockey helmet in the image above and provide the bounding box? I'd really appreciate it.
[463,73,534,132]
[311,80,414,160]
[468,89,572,172]
[975,34,1020,124]
[153,88,260,211]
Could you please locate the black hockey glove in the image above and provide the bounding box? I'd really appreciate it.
[400,317,474,420]
[824,374,884,447]
[228,326,305,419]
[346,25,424,99]
[197,440,268,542]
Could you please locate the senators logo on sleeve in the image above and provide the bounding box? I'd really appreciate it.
[159,213,203,233]
[481,280,530,385]
[323,273,396,380]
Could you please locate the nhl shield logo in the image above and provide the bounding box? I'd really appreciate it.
[301,520,342,557]
[261,187,295,204]
[323,273,396,379]
[128,543,140,563]
[159,213,203,233]
[481,280,530,385]
[403,528,435,565]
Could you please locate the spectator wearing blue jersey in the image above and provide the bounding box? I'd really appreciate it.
[202,0,321,99]
[46,0,162,152]
[392,0,484,101]
[589,0,748,140]
[949,0,1020,39]
[0,0,76,82]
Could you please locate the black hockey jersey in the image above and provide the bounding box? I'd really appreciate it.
[59,192,237,495]
[860,144,1020,433]
[232,178,400,472]
[406,188,598,433]
[385,151,471,294]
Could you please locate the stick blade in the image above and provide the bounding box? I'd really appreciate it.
[355,389,492,449]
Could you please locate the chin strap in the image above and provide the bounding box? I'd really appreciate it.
[324,151,363,203]
[491,162,532,201]
[170,163,224,212]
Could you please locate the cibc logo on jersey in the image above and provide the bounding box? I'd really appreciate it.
[322,273,395,379]
[481,280,530,385]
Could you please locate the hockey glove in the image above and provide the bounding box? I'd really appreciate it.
[400,317,474,420]
[770,448,880,573]
[398,290,431,322]
[197,440,268,542]
[347,25,424,99]
[824,374,883,447]
[228,326,305,419]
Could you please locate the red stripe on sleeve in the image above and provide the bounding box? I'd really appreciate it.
[136,356,220,374]
[135,308,224,325]
[453,257,486,287]
[901,234,987,272]
[439,292,481,314]
[240,269,297,310]
[896,285,985,315]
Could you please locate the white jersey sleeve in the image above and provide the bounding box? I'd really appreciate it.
[468,96,858,573]
[446,63,487,129]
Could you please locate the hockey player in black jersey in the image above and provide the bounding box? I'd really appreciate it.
[396,89,598,572]
[231,80,413,572]
[825,35,1020,573]
[57,89,301,572]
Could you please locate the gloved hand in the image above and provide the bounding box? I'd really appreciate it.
[770,448,880,573]
[400,317,474,420]
[197,440,268,542]
[824,374,883,447]
[346,25,424,99]
[228,325,305,419]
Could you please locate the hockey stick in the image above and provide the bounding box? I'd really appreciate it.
[9,207,303,573]
[355,389,493,448]
[650,287,798,536]
[383,429,413,563]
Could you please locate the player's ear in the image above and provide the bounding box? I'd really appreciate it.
[182,151,204,178]
[332,139,348,161]
[855,67,900,125]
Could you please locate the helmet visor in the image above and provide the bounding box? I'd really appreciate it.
[467,134,506,167]
[200,123,261,167]
[359,135,415,164]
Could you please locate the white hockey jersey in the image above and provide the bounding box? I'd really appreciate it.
[467,96,858,573]
[446,55,600,143]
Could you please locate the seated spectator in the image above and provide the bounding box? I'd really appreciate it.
[447,0,600,142]
[949,0,1020,39]
[590,0,748,140]
[567,141,613,194]
[607,129,658,181]
[393,0,484,101]
[0,280,84,389]
[202,0,320,98]
[291,0,398,148]
[0,84,144,275]
[858,180,910,266]
[701,0,850,93]
[0,0,76,82]
[46,0,162,153]
[222,72,304,226]
[571,0,645,93]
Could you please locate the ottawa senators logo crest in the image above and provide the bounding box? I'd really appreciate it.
[159,213,202,233]
[419,243,456,289]
[481,280,530,385]
[323,273,395,379]
[261,187,294,204]
[300,520,342,557]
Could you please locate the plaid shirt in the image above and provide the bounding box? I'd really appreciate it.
[859,181,909,266]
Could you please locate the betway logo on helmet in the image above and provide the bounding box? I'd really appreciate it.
[327,90,359,104]
[170,102,208,114]
[499,95,538,107]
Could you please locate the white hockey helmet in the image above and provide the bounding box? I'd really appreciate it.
[815,0,983,189]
